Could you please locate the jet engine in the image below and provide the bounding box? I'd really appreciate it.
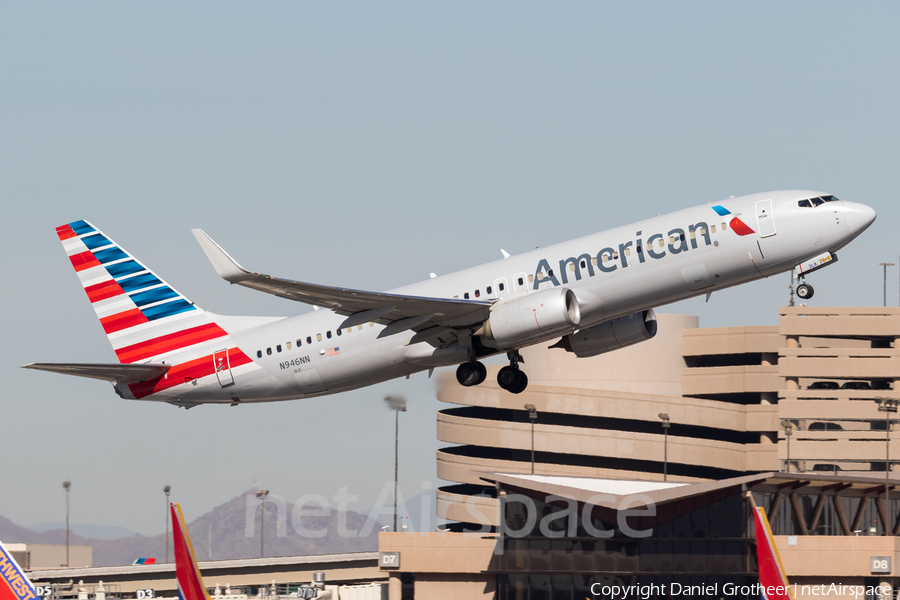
[481,287,581,348]
[552,309,657,358]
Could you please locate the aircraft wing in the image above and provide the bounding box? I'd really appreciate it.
[21,362,171,384]
[192,229,493,331]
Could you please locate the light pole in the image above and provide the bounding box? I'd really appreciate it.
[62,481,71,567]
[384,395,407,532]
[256,490,269,557]
[877,398,899,529]
[781,420,793,473]
[880,263,895,307]
[659,413,670,481]
[525,404,538,474]
[163,485,171,563]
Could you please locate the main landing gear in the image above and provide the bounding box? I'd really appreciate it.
[455,350,529,394]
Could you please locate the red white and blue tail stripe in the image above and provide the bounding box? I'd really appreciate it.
[754,506,794,600]
[56,220,253,399]
[0,540,37,600]
[171,502,212,600]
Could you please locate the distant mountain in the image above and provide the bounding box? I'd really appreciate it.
[30,523,139,541]
[2,490,383,567]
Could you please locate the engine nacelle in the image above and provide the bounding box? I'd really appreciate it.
[482,287,581,348]
[553,309,657,358]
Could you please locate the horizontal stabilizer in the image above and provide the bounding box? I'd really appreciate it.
[21,362,171,384]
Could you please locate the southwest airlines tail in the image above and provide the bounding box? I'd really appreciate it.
[171,503,212,600]
[754,505,794,600]
[0,540,38,600]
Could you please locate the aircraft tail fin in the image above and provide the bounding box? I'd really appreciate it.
[754,505,795,600]
[0,539,38,600]
[171,502,212,600]
[56,220,230,364]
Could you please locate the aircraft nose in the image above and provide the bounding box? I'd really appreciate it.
[843,202,877,236]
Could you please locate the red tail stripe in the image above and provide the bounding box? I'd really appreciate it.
[115,323,228,364]
[85,280,125,303]
[70,250,101,272]
[129,349,252,399]
[56,225,77,240]
[171,503,210,600]
[100,308,149,334]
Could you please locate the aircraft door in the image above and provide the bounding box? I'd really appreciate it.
[213,349,235,388]
[495,277,510,297]
[756,199,776,238]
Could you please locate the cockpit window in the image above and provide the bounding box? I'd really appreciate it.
[798,199,812,208]
[821,195,838,202]
[811,197,825,207]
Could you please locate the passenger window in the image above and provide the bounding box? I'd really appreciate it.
[475,289,481,297]
[798,199,812,208]
[267,347,272,356]
[286,341,292,350]
[297,339,302,347]
[548,269,554,277]
[277,344,282,353]
[327,331,332,339]
[357,325,363,330]
[307,336,312,344]
[658,239,665,248]
[699,228,706,235]
[257,350,262,358]
[464,292,470,299]
[811,197,824,206]
[346,328,352,334]
[679,233,685,242]
[453,295,459,299]
[528,274,534,283]
[537,272,544,281]
[668,236,674,244]
[569,263,576,272]
[316,333,322,342]
[721,222,727,230]
[487,286,492,294]
[336,328,342,336]
[580,259,587,268]
[369,322,374,327]
[612,252,618,260]
[711,225,717,233]
[591,257,598,266]
[518,277,524,285]
[499,282,505,291]
[689,230,696,239]
[624,248,631,257]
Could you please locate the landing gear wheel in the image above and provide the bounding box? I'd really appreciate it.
[497,366,519,390]
[509,370,528,394]
[456,361,487,387]
[797,283,814,300]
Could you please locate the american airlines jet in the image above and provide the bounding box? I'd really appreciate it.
[24,191,875,407]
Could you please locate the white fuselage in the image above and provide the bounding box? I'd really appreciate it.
[118,190,875,405]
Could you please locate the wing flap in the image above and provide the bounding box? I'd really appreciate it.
[192,229,492,327]
[22,362,171,384]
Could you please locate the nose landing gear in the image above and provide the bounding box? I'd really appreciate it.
[796,281,815,300]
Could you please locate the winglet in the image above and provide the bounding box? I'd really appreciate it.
[192,229,252,283]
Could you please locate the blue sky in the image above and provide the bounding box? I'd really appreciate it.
[2,2,899,534]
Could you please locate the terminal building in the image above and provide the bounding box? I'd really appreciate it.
[379,306,900,599]
[21,307,900,600]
